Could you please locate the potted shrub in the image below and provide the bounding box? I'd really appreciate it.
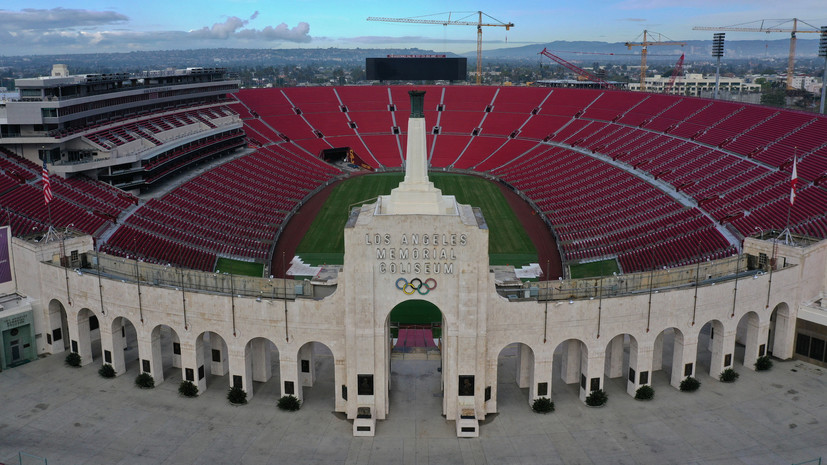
[719,368,739,383]
[679,376,700,392]
[754,355,773,371]
[179,380,199,397]
[65,352,81,367]
[585,389,608,407]
[635,385,654,401]
[135,372,155,389]
[227,385,248,405]
[532,397,554,413]
[98,363,116,378]
[277,395,301,411]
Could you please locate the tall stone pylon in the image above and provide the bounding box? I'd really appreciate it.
[381,90,456,215]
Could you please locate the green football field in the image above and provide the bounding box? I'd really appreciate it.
[296,172,537,266]
[214,257,265,277]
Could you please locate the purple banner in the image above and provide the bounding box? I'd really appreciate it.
[0,227,11,285]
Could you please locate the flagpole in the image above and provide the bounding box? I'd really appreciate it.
[784,148,797,245]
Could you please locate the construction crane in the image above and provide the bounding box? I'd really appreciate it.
[693,19,820,90]
[539,49,618,89]
[367,11,514,85]
[625,30,686,92]
[666,53,685,94]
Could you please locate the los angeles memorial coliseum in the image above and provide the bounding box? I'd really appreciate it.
[1,64,827,438]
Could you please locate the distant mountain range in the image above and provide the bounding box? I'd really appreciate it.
[0,39,820,75]
[471,38,821,62]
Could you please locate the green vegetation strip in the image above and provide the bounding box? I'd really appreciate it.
[214,258,264,277]
[569,259,620,279]
[295,173,537,267]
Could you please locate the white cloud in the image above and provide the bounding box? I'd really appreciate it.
[0,7,128,31]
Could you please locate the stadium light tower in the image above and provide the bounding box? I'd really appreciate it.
[819,26,827,114]
[712,33,725,100]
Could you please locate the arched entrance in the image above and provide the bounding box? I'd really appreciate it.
[605,333,647,397]
[769,302,791,358]
[696,319,728,378]
[552,338,595,403]
[195,331,230,391]
[384,299,445,419]
[653,327,692,388]
[296,341,335,409]
[74,308,101,366]
[735,311,763,369]
[243,337,280,401]
[47,299,69,353]
[149,324,181,384]
[494,342,536,411]
[108,316,139,375]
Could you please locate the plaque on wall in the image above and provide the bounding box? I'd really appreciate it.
[301,360,310,373]
[104,350,112,364]
[590,377,600,392]
[173,342,181,355]
[639,371,649,385]
[342,385,347,400]
[358,374,374,396]
[684,363,693,376]
[538,382,548,396]
[724,353,732,367]
[198,365,205,380]
[212,349,221,362]
[185,368,194,382]
[142,359,151,373]
[233,375,242,388]
[484,386,491,401]
[284,381,295,395]
[458,375,474,396]
[628,367,636,383]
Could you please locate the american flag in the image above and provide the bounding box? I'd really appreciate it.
[42,160,52,205]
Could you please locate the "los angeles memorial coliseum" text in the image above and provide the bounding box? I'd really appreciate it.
[366,233,467,275]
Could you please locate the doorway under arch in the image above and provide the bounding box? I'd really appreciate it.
[494,342,536,412]
[385,299,446,419]
[47,299,69,353]
[149,324,182,384]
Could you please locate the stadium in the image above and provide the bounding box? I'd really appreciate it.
[2,62,827,447]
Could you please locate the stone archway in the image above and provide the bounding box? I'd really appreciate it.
[243,337,280,401]
[494,342,537,411]
[107,316,139,375]
[47,299,69,353]
[735,311,763,369]
[295,341,335,410]
[769,302,791,359]
[384,299,445,418]
[696,319,729,378]
[148,324,181,384]
[73,308,101,366]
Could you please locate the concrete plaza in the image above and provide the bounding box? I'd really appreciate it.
[0,345,825,465]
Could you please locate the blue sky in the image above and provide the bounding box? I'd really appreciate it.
[1,1,825,55]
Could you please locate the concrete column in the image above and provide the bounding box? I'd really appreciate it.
[560,340,580,384]
[103,323,125,375]
[138,333,164,384]
[515,344,532,389]
[298,343,315,387]
[485,357,499,414]
[627,342,653,397]
[742,320,768,371]
[670,334,697,389]
[279,351,301,402]
[251,339,272,382]
[772,307,794,360]
[709,329,736,378]
[579,349,605,403]
[608,335,624,378]
[47,307,68,354]
[71,312,93,366]
[180,337,206,395]
[530,357,553,406]
[228,349,253,401]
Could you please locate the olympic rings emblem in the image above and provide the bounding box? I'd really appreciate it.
[395,277,437,295]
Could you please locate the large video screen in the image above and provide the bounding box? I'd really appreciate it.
[366,57,467,81]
